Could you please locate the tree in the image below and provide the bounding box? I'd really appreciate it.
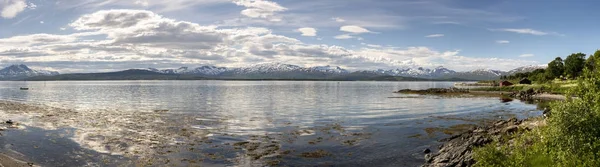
[564,53,586,79]
[546,57,564,80]
[585,50,600,71]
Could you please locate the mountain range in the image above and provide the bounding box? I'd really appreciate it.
[2,63,546,81]
[0,64,59,80]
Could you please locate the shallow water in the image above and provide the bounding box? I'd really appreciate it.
[0,81,542,166]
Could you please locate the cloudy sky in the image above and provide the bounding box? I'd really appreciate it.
[0,0,598,73]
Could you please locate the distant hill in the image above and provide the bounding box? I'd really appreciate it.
[0,64,59,80]
[2,63,544,81]
[26,69,206,81]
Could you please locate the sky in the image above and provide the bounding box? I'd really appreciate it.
[0,0,599,73]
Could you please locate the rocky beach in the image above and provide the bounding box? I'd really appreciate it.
[395,87,558,166]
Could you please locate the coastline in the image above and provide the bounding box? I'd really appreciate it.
[0,86,554,166]
[393,87,561,166]
[422,117,545,167]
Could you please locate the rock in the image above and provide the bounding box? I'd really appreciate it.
[300,150,332,158]
[424,148,431,154]
[422,118,527,167]
[502,125,519,134]
[396,88,469,94]
[5,120,13,124]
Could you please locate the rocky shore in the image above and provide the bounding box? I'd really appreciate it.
[395,88,470,94]
[422,118,544,167]
[396,87,566,101]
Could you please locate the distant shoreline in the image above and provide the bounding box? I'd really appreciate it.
[8,79,474,82]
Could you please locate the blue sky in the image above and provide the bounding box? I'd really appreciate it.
[0,0,598,73]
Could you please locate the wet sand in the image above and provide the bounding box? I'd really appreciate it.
[0,153,32,167]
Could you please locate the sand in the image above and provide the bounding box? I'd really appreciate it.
[0,153,31,167]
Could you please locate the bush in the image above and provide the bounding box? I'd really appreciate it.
[474,61,600,166]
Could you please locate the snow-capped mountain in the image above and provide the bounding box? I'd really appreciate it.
[507,65,547,74]
[232,63,303,74]
[149,66,229,76]
[139,64,549,80]
[307,65,349,74]
[0,64,59,79]
[366,66,457,78]
[148,63,349,77]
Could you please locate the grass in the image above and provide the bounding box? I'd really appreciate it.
[470,81,573,95]
[473,65,600,166]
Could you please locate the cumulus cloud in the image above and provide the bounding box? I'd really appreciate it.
[233,0,287,21]
[496,40,510,44]
[425,34,444,38]
[0,9,539,72]
[340,25,371,34]
[297,27,317,36]
[1,0,28,19]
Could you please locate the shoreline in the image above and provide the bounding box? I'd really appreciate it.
[422,117,545,167]
[393,88,556,166]
[0,88,549,166]
[396,88,568,101]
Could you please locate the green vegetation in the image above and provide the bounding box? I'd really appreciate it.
[473,58,600,166]
[471,81,571,94]
[501,50,600,83]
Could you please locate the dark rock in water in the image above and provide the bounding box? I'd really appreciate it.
[5,120,13,124]
[422,118,525,167]
[423,148,431,154]
[508,88,539,100]
[396,88,470,94]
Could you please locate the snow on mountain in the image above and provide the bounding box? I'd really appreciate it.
[149,66,229,76]
[467,68,506,76]
[140,63,547,80]
[190,66,229,75]
[0,64,59,79]
[507,65,547,74]
[233,63,303,74]
[147,63,349,76]
[369,66,456,78]
[307,65,349,74]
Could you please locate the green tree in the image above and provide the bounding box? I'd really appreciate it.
[546,57,564,80]
[564,53,586,79]
[585,50,600,71]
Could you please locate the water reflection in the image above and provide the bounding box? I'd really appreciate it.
[0,81,542,166]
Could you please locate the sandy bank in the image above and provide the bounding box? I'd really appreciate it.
[0,153,32,167]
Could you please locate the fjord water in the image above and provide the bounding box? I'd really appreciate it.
[0,81,541,166]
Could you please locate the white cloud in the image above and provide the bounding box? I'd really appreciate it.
[340,25,371,34]
[134,0,149,7]
[519,54,534,57]
[332,17,345,22]
[27,2,36,9]
[496,40,510,44]
[0,9,539,73]
[492,28,548,36]
[334,34,355,39]
[425,34,444,38]
[1,0,28,19]
[366,44,382,48]
[40,21,44,24]
[233,0,287,21]
[297,27,317,36]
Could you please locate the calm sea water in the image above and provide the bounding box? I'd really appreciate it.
[0,81,542,166]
